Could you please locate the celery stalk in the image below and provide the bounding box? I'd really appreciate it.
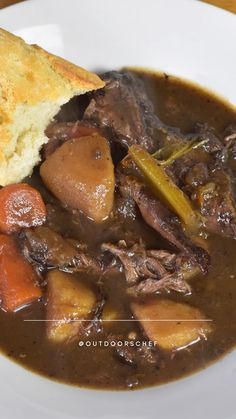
[129,145,200,229]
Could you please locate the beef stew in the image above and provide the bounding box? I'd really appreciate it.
[0,69,236,390]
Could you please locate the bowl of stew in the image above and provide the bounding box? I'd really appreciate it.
[0,0,236,418]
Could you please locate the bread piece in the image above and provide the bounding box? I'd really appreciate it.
[0,28,105,186]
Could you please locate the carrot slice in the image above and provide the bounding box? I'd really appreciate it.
[0,183,46,233]
[0,235,42,312]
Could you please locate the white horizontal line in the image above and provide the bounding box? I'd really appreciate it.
[24,319,213,322]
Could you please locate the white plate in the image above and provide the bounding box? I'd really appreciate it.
[0,0,236,418]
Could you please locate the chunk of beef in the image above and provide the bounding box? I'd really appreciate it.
[223,124,236,160]
[131,273,191,296]
[163,124,236,238]
[184,162,209,189]
[44,71,184,159]
[195,123,228,167]
[102,241,167,284]
[102,241,195,296]
[23,226,101,273]
[83,71,161,152]
[166,124,226,187]
[119,175,209,273]
[194,170,236,238]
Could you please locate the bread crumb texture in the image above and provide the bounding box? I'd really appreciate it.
[0,28,104,186]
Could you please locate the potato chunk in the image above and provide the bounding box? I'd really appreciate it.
[132,299,212,350]
[46,270,96,343]
[40,134,115,222]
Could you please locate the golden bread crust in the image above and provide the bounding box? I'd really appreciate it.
[0,28,105,184]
